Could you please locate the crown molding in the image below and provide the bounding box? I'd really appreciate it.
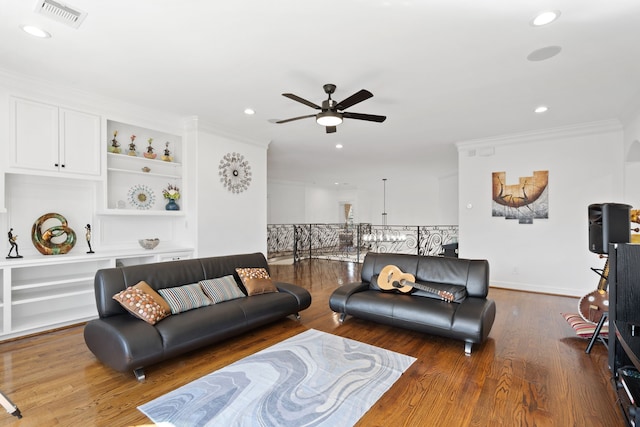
[0,67,186,133]
[197,119,270,149]
[455,119,623,152]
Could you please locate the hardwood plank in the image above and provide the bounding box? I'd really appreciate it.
[0,259,624,426]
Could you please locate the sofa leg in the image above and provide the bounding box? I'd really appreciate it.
[134,368,146,381]
[339,313,347,324]
[464,342,473,355]
[295,312,301,320]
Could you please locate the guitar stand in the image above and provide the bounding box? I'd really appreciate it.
[0,390,22,419]
[586,311,608,354]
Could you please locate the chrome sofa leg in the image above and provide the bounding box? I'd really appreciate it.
[134,368,146,381]
[464,341,473,355]
[339,313,347,324]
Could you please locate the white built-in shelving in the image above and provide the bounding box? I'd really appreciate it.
[0,248,193,341]
[103,120,183,214]
[2,99,193,341]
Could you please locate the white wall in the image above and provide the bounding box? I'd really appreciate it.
[438,172,459,225]
[624,111,640,209]
[305,186,338,223]
[195,128,268,257]
[267,181,362,224]
[267,181,306,224]
[267,169,455,226]
[457,120,624,297]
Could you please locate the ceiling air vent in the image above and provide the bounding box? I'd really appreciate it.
[34,0,88,29]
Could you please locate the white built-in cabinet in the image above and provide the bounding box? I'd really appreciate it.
[2,97,193,341]
[0,249,192,340]
[11,97,101,176]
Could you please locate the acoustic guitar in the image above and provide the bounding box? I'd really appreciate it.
[578,257,609,324]
[377,265,454,303]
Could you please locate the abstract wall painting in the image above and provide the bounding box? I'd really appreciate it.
[492,170,549,224]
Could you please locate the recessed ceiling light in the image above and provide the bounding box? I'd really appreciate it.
[532,10,561,27]
[535,105,549,114]
[20,25,51,38]
[244,108,255,115]
[336,144,343,149]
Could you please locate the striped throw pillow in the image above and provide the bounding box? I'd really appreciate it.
[562,312,608,338]
[158,283,211,314]
[200,276,246,304]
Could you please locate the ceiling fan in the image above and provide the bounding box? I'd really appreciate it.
[276,84,386,133]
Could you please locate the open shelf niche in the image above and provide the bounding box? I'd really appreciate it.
[104,120,183,214]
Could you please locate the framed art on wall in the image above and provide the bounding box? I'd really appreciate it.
[492,170,549,224]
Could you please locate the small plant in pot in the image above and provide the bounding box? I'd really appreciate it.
[162,184,180,210]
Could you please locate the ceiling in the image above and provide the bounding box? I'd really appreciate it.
[2,0,640,190]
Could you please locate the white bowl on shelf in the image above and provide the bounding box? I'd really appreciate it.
[138,238,160,250]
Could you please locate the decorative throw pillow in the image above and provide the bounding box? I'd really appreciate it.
[200,275,246,303]
[113,282,171,325]
[158,283,212,314]
[235,267,279,296]
[133,281,172,314]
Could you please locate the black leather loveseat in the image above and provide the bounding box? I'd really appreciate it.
[84,252,311,380]
[329,252,495,354]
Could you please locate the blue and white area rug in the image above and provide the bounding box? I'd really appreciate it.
[139,329,416,426]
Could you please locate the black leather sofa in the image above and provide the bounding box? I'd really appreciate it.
[84,252,311,380]
[329,252,496,354]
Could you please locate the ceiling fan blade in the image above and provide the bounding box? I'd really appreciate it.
[276,114,317,124]
[282,93,321,110]
[325,126,337,134]
[342,111,387,123]
[335,89,373,110]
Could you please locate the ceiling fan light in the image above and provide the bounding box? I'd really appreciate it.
[316,112,343,127]
[532,10,560,26]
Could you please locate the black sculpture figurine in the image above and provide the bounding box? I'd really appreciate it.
[85,224,94,254]
[7,228,22,259]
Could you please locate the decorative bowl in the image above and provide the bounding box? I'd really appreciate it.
[138,238,160,250]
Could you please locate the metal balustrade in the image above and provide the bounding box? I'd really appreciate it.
[267,223,458,263]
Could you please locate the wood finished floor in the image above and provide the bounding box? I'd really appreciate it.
[0,259,624,427]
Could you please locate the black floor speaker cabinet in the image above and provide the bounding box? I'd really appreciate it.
[588,203,631,254]
[608,243,640,426]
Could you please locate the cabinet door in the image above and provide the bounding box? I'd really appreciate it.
[60,109,101,176]
[12,98,59,171]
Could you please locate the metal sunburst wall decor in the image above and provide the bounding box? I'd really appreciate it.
[219,152,252,193]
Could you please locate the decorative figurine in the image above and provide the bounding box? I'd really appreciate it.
[7,228,22,259]
[161,141,173,162]
[110,130,121,153]
[128,134,137,156]
[85,224,94,254]
[144,137,157,159]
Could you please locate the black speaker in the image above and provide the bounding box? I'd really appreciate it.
[589,203,631,254]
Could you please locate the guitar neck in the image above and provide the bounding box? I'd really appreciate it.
[597,258,610,292]
[409,282,451,301]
